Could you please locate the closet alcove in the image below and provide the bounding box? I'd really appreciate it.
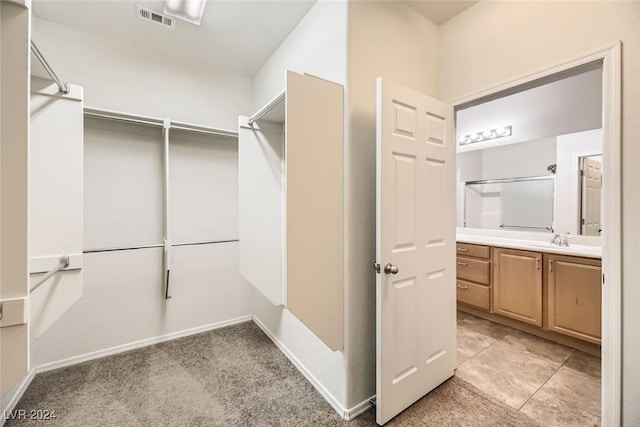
[238,71,345,351]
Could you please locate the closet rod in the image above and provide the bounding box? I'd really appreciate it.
[465,175,555,186]
[248,89,285,126]
[84,107,238,139]
[83,239,239,254]
[30,256,70,293]
[31,41,69,94]
[172,239,239,247]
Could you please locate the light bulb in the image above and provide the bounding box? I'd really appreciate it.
[498,126,511,136]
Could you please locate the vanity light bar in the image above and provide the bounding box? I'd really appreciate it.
[458,125,512,145]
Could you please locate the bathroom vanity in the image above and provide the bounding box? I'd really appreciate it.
[456,237,601,354]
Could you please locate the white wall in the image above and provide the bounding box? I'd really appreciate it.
[32,243,252,367]
[456,67,602,152]
[346,1,440,408]
[32,17,252,130]
[252,1,347,111]
[29,79,84,341]
[83,119,163,250]
[556,129,603,235]
[439,2,640,423]
[250,0,350,411]
[29,17,255,368]
[33,117,253,367]
[170,130,239,243]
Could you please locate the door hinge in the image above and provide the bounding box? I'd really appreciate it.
[602,273,605,285]
[374,262,381,274]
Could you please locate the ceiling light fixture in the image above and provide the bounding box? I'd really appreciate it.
[458,125,512,145]
[164,0,207,25]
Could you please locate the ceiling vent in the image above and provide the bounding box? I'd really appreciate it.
[137,6,176,29]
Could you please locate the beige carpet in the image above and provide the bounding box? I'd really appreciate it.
[7,322,539,426]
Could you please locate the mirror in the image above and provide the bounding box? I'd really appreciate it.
[457,131,602,235]
[455,62,603,236]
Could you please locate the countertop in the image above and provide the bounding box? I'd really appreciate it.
[457,234,602,259]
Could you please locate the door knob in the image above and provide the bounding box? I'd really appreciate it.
[383,263,398,275]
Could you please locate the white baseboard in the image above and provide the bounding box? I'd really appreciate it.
[252,315,371,421]
[35,315,253,374]
[1,368,36,427]
[344,396,375,420]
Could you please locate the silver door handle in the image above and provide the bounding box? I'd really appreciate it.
[457,261,468,266]
[457,247,468,252]
[383,263,398,274]
[457,283,468,290]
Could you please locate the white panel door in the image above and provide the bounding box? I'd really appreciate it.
[582,157,602,236]
[376,77,456,425]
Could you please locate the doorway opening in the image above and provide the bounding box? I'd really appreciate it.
[452,43,620,425]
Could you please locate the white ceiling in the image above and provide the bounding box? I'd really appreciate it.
[32,0,317,77]
[402,0,478,25]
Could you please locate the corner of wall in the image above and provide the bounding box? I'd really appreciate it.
[343,0,443,410]
[248,0,350,414]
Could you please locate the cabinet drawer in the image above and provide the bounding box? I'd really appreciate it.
[456,280,490,311]
[456,243,490,259]
[456,256,490,285]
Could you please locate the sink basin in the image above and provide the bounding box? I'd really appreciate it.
[526,243,601,254]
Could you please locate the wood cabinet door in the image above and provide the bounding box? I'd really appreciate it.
[493,248,543,326]
[547,255,602,344]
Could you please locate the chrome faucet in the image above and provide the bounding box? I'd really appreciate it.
[550,232,571,247]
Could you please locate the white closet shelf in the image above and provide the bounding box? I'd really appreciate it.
[239,71,345,351]
[248,89,286,125]
[84,107,238,138]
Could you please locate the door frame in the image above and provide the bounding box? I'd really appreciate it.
[448,42,621,425]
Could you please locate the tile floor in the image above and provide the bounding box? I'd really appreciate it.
[456,311,602,426]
